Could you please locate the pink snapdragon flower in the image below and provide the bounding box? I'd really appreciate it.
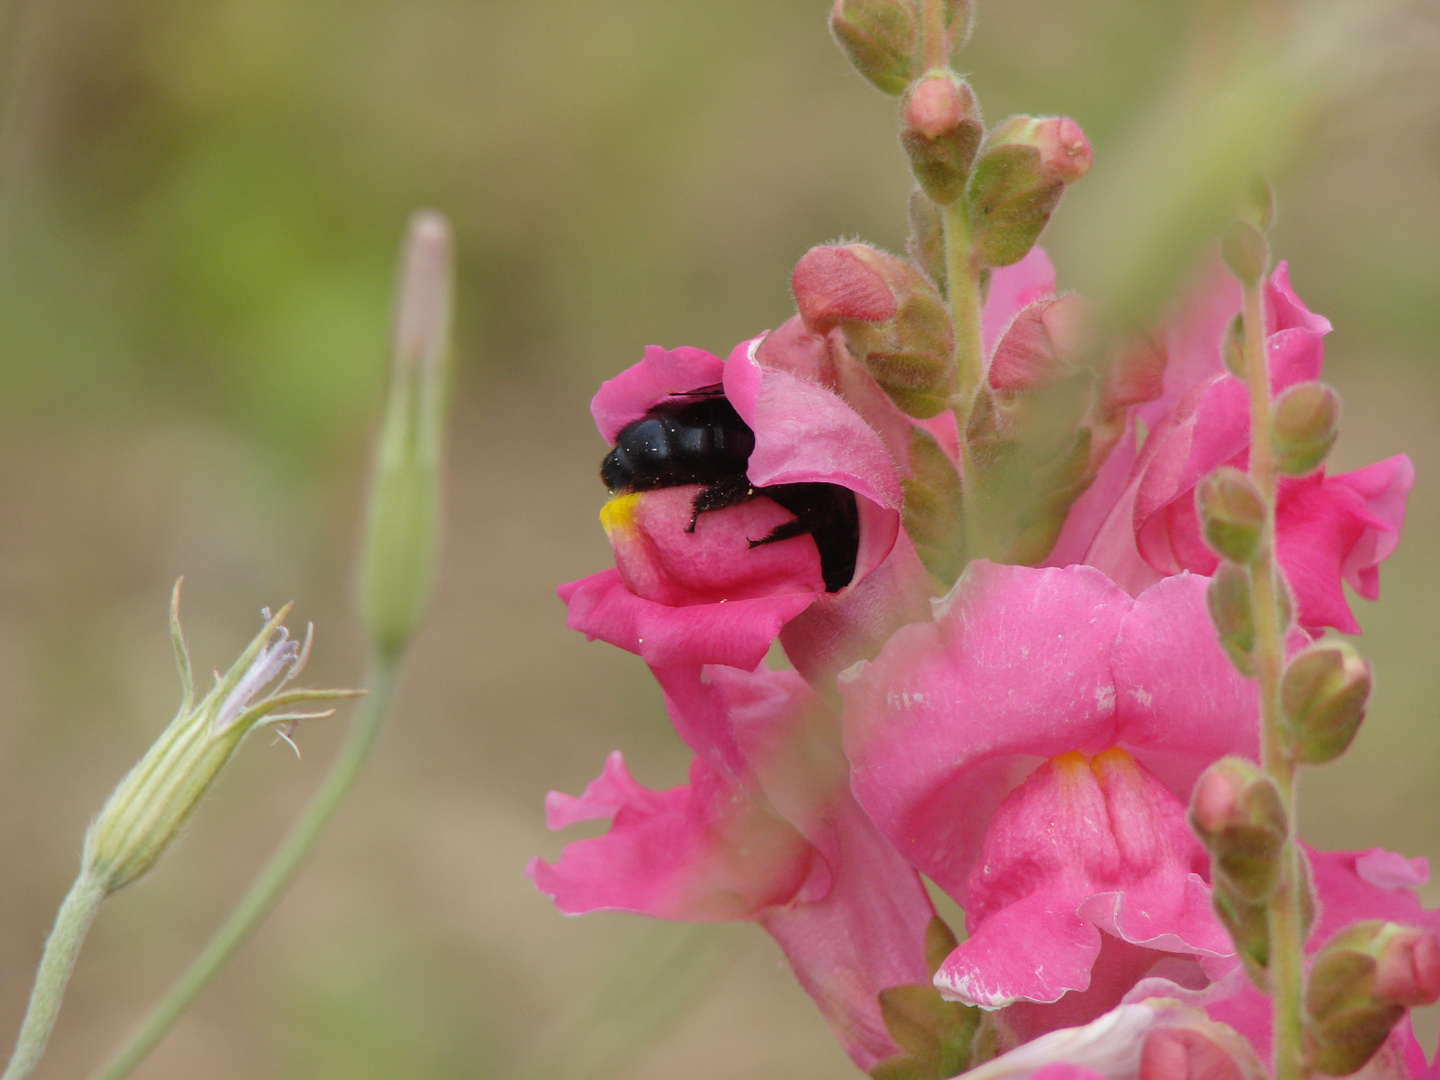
[559,341,905,673]
[839,561,1296,1035]
[528,663,936,1070]
[1048,263,1411,633]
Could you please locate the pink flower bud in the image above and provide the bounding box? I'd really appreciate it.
[1190,764,1246,837]
[903,73,973,140]
[987,295,1090,393]
[791,245,897,333]
[1140,1028,1248,1080]
[987,115,1093,184]
[1373,927,1440,1007]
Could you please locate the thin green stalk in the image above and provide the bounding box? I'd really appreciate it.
[1241,273,1305,1080]
[920,0,946,70]
[89,655,402,1080]
[943,198,985,563]
[1,873,107,1080]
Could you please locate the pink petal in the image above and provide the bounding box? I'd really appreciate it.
[982,247,1057,359]
[937,751,1224,1011]
[590,345,726,444]
[1333,455,1414,600]
[560,567,817,670]
[760,793,936,1070]
[840,562,1131,900]
[544,750,668,829]
[1306,848,1440,948]
[780,527,935,689]
[956,1001,1194,1080]
[528,754,819,921]
[723,337,903,512]
[1356,849,1430,891]
[1112,574,1261,796]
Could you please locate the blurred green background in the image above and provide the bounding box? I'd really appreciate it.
[0,0,1435,1076]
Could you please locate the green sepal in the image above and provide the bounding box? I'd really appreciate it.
[869,981,980,1080]
[903,427,966,587]
[925,915,961,978]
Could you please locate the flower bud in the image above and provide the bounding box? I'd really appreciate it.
[794,244,956,417]
[900,72,982,204]
[1245,174,1275,233]
[1272,381,1340,477]
[829,0,920,95]
[987,295,1091,393]
[1196,467,1267,565]
[83,586,359,895]
[1206,562,1255,676]
[1222,221,1268,286]
[967,116,1091,268]
[1140,1024,1265,1080]
[358,211,454,659]
[1189,757,1288,904]
[1303,921,1436,1076]
[1280,643,1371,765]
[1373,926,1440,1006]
[903,426,965,586]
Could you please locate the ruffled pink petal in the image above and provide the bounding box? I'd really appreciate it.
[840,562,1131,899]
[936,751,1225,1011]
[724,337,903,512]
[560,567,817,670]
[1356,849,1430,890]
[1333,455,1414,600]
[544,750,670,828]
[1112,574,1261,796]
[1274,466,1406,634]
[760,793,936,1071]
[528,753,819,921]
[591,345,727,443]
[982,247,1058,359]
[957,1001,1191,1080]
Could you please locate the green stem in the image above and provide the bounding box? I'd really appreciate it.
[88,654,403,1080]
[1241,273,1305,1080]
[1,873,107,1080]
[920,0,946,70]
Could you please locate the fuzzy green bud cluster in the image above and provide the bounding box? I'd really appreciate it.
[83,586,358,895]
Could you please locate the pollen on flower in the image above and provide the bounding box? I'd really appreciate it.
[598,492,641,538]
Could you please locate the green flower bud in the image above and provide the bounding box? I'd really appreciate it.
[870,972,979,1080]
[1272,381,1340,477]
[1222,221,1268,286]
[900,71,983,205]
[907,188,946,293]
[83,584,359,895]
[1280,642,1371,765]
[1302,921,1439,1076]
[1245,174,1275,233]
[1207,562,1256,677]
[357,212,454,659]
[1189,757,1288,904]
[829,0,920,95]
[903,426,965,587]
[1196,467,1267,565]
[966,115,1091,269]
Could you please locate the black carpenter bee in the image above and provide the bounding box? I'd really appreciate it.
[601,387,860,592]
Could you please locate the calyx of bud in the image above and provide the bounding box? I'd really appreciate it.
[966,116,1091,268]
[1280,643,1371,765]
[1304,921,1440,1076]
[1207,562,1256,677]
[1272,381,1340,476]
[907,188,946,293]
[1196,467,1267,565]
[900,72,982,204]
[830,0,921,95]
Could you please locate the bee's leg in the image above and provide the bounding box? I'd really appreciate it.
[686,475,754,532]
[749,516,813,548]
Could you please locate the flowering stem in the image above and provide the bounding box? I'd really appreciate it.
[943,197,985,562]
[88,654,402,1080]
[1240,274,1305,1080]
[0,873,107,1080]
[920,0,946,70]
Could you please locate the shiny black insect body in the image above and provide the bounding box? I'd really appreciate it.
[601,391,859,592]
